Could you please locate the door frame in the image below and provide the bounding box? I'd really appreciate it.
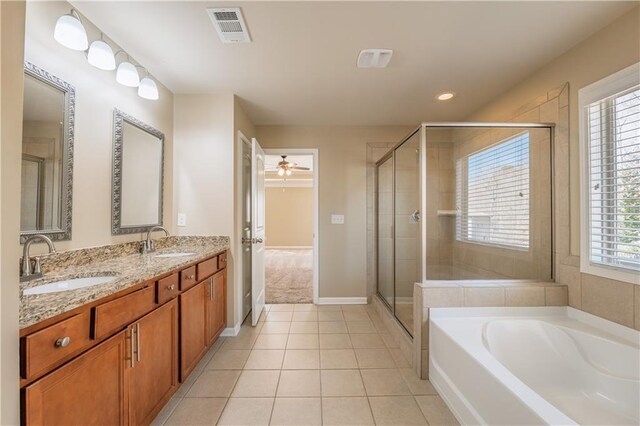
[263,148,319,304]
[234,131,252,331]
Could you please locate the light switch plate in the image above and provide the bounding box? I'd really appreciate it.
[331,214,345,225]
[177,213,187,227]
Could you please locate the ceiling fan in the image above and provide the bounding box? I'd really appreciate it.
[266,155,310,176]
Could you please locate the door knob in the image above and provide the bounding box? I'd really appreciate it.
[252,237,263,244]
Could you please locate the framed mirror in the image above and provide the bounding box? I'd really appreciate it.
[20,62,75,243]
[112,109,164,235]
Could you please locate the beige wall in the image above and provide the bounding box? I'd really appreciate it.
[256,126,412,299]
[266,186,313,246]
[24,1,174,254]
[173,95,257,329]
[465,7,640,330]
[174,93,236,325]
[1,1,26,423]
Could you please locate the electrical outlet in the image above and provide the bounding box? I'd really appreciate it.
[177,213,187,227]
[331,214,345,225]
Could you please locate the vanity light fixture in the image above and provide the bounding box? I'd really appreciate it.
[116,53,140,87]
[436,92,456,101]
[138,76,159,100]
[54,9,88,51]
[87,36,116,70]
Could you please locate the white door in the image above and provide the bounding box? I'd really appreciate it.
[251,138,266,326]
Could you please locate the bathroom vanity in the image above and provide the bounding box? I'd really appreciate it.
[19,237,228,426]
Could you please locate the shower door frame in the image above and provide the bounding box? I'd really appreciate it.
[375,122,555,337]
[375,127,423,333]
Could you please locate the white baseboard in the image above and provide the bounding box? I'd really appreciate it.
[317,297,368,305]
[220,321,241,337]
[266,246,313,250]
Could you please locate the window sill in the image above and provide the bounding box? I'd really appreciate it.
[580,262,640,286]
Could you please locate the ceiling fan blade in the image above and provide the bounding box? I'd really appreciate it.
[289,166,310,170]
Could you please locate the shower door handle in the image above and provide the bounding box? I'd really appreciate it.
[411,210,420,223]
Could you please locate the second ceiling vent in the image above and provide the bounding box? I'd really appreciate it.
[207,8,251,43]
[357,49,393,68]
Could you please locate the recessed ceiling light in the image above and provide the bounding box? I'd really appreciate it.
[436,92,456,101]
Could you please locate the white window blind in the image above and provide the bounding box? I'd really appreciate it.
[456,133,530,249]
[586,85,640,274]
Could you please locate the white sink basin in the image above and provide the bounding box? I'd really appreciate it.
[23,276,118,296]
[154,252,196,258]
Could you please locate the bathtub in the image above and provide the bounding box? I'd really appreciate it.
[429,306,640,426]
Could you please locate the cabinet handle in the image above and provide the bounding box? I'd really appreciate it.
[54,337,71,348]
[136,323,141,362]
[167,284,176,291]
[130,327,135,368]
[187,274,195,280]
[210,277,214,301]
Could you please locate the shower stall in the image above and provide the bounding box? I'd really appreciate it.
[375,123,554,336]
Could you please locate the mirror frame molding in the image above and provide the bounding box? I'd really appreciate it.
[21,61,75,243]
[111,109,165,235]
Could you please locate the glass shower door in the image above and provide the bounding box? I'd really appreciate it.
[376,156,394,309]
[394,132,421,333]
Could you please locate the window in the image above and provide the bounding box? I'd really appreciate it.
[579,63,640,284]
[456,132,530,249]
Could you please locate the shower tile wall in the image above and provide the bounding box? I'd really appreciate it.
[425,127,552,281]
[424,129,455,278]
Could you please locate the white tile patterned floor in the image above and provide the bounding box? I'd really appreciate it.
[153,303,459,425]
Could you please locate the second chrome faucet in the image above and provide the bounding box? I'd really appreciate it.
[141,226,170,254]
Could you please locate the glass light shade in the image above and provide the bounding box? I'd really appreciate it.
[87,40,116,70]
[116,62,140,87]
[138,77,159,100]
[277,168,285,176]
[54,14,88,51]
[285,169,292,176]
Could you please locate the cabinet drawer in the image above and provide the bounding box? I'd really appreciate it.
[218,252,227,269]
[92,285,155,340]
[157,273,179,304]
[22,311,91,380]
[180,266,197,291]
[197,257,219,281]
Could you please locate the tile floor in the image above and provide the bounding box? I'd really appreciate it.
[153,303,459,425]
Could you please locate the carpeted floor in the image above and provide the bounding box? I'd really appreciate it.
[265,248,313,304]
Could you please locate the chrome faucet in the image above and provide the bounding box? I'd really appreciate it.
[142,226,170,254]
[21,234,57,282]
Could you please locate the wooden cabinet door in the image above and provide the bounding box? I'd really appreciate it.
[24,331,128,426]
[206,270,226,346]
[179,281,207,381]
[128,299,178,426]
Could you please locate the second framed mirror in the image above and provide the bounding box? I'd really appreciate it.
[112,109,165,235]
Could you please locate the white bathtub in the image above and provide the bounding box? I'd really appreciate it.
[429,306,640,426]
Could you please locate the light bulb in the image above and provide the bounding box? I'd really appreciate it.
[138,77,159,100]
[87,40,115,70]
[116,61,140,87]
[54,12,88,51]
[278,168,285,176]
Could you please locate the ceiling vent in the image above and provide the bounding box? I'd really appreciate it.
[357,49,393,68]
[207,8,251,43]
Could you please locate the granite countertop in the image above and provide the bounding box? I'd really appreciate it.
[20,236,229,329]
